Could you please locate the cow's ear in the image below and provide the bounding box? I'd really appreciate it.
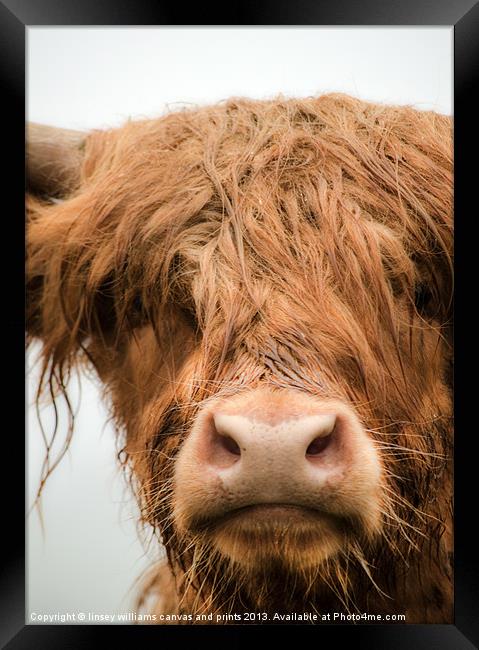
[26,124,116,366]
[413,113,453,328]
[27,124,85,345]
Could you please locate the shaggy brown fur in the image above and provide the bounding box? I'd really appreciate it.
[27,93,453,623]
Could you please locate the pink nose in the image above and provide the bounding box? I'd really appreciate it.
[198,406,351,505]
[213,412,337,460]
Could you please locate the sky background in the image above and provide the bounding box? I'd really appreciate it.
[27,26,452,623]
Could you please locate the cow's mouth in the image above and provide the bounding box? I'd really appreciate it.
[210,503,326,526]
[192,503,352,569]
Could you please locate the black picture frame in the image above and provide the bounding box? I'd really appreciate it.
[2,1,478,648]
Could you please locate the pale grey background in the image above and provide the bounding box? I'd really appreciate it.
[27,26,452,623]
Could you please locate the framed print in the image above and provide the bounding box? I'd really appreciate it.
[1,0,478,648]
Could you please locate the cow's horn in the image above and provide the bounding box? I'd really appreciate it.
[26,123,87,197]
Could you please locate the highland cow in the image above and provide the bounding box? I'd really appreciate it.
[26,93,453,624]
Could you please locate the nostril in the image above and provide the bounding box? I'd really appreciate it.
[219,434,241,456]
[212,413,245,459]
[306,433,332,456]
[305,414,336,457]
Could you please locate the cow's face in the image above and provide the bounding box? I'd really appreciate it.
[107,214,451,585]
[28,94,453,615]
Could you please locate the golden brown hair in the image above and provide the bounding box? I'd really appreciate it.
[27,93,453,622]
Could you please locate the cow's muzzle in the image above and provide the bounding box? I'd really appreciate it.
[173,388,383,567]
